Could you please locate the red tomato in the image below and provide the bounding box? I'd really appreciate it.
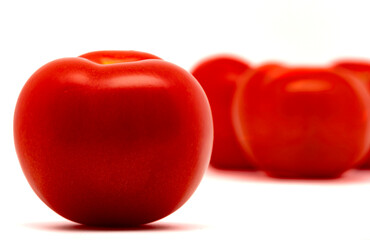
[13,51,213,226]
[334,60,370,168]
[233,64,370,178]
[191,55,255,169]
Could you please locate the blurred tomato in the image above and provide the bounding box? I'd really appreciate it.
[334,60,370,168]
[233,64,370,178]
[191,55,255,169]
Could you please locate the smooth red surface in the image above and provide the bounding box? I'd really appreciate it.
[14,51,213,226]
[334,60,370,168]
[233,64,370,178]
[191,55,255,169]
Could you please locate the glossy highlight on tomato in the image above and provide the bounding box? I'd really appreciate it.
[191,55,255,169]
[233,64,370,178]
[14,51,214,226]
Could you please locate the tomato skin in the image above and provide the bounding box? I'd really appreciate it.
[191,55,255,169]
[13,51,213,226]
[233,64,370,178]
[334,60,370,168]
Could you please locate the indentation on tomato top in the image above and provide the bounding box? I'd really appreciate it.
[100,57,141,64]
[285,79,333,92]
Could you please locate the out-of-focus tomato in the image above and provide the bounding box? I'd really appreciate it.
[13,51,213,226]
[334,60,370,168]
[233,64,370,178]
[191,55,255,169]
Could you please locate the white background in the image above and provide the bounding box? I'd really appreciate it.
[2,0,370,239]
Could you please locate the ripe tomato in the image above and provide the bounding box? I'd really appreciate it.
[13,51,213,226]
[334,60,370,168]
[191,55,255,169]
[233,64,370,178]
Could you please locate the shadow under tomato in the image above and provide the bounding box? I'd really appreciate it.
[206,167,370,185]
[23,221,206,232]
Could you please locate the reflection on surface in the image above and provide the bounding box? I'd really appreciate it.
[23,221,206,232]
[206,167,370,185]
